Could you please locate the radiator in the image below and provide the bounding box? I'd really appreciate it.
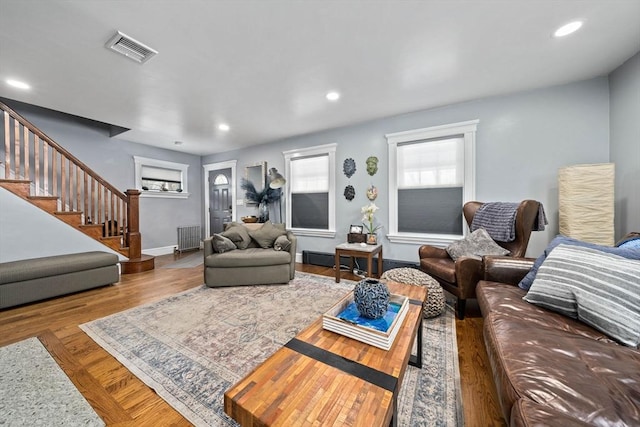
[177,225,201,253]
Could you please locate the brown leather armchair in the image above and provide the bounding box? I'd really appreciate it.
[418,200,541,319]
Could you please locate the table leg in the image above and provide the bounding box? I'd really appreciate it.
[408,318,423,369]
[378,247,383,278]
[335,250,341,283]
[367,254,373,278]
[389,393,398,427]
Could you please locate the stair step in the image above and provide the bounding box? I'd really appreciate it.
[28,195,58,213]
[116,247,130,257]
[100,235,124,251]
[79,224,104,239]
[54,211,83,227]
[0,179,31,198]
[121,254,155,274]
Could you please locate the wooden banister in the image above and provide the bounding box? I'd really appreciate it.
[1,101,141,259]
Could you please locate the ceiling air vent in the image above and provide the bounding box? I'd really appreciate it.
[105,31,158,64]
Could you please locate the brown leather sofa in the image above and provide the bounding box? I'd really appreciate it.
[477,256,640,426]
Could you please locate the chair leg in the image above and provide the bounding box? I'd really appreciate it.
[456,298,466,320]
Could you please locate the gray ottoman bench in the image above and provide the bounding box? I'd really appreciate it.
[0,251,120,309]
[381,267,446,318]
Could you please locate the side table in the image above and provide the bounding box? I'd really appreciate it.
[335,242,383,283]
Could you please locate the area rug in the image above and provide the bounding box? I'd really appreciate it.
[0,337,105,427]
[81,273,463,426]
[161,250,203,268]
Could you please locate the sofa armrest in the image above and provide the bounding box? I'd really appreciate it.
[204,236,215,258]
[454,256,483,299]
[286,231,298,280]
[483,256,535,286]
[418,244,449,259]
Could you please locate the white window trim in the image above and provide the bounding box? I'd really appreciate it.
[386,120,478,247]
[203,160,237,238]
[283,143,337,238]
[134,156,190,199]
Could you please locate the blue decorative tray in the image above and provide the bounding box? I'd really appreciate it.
[337,301,402,333]
[322,293,409,350]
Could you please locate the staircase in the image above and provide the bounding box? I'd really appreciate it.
[1,101,154,273]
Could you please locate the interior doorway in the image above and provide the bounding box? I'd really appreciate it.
[203,160,237,237]
[209,168,232,234]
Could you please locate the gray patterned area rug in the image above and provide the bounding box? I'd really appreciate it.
[0,337,105,427]
[81,273,462,426]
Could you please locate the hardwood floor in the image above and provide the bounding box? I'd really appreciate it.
[0,253,504,426]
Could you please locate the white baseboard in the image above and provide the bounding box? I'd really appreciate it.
[143,245,176,256]
[296,252,303,263]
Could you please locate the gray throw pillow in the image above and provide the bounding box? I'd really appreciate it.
[523,244,640,348]
[212,234,236,253]
[249,221,286,248]
[273,235,291,251]
[518,235,640,290]
[446,228,510,261]
[221,224,252,249]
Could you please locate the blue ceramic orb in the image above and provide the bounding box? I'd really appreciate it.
[354,279,390,319]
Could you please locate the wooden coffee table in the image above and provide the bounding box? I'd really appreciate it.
[224,281,427,427]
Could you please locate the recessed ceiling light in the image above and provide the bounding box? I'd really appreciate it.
[6,79,30,90]
[326,91,341,101]
[218,123,230,132]
[554,21,583,38]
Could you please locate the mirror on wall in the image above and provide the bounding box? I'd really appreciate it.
[245,161,267,206]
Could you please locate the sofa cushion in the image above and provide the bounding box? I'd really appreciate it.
[248,221,286,248]
[221,224,252,249]
[477,281,615,343]
[273,235,291,251]
[211,234,236,253]
[523,245,640,347]
[518,235,640,290]
[510,399,597,427]
[482,305,640,426]
[0,251,119,285]
[205,248,291,268]
[446,228,510,261]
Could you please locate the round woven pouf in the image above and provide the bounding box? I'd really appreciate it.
[381,267,446,318]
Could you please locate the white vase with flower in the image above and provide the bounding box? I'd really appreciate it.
[361,203,381,245]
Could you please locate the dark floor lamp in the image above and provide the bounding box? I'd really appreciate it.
[268,168,286,224]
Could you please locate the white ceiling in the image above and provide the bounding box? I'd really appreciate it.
[1,1,639,156]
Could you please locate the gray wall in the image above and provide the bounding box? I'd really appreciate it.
[609,51,640,238]
[1,99,202,252]
[5,65,634,263]
[204,77,611,261]
[0,188,124,262]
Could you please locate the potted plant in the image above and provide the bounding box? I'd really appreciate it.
[361,202,381,244]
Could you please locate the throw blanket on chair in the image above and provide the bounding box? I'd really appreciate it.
[471,202,548,242]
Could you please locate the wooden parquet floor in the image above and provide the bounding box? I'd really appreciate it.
[0,252,504,426]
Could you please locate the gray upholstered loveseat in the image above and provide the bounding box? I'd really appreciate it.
[0,251,120,309]
[204,221,296,287]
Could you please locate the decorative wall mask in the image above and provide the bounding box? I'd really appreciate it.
[366,184,378,201]
[344,185,356,201]
[366,156,379,176]
[343,158,356,178]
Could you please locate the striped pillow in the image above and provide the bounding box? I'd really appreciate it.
[523,244,640,347]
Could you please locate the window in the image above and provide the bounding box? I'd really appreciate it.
[134,156,189,199]
[284,143,336,237]
[213,174,228,185]
[387,120,478,246]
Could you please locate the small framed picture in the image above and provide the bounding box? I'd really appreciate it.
[349,224,363,234]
